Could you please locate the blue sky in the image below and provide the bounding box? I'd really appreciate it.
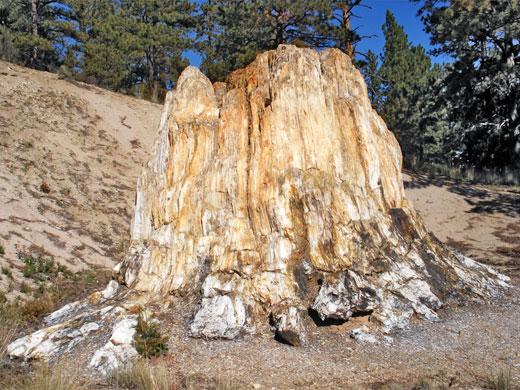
[185,0,450,67]
[352,0,450,64]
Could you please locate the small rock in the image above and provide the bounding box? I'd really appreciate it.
[90,341,138,375]
[349,326,378,344]
[271,306,305,346]
[253,384,261,389]
[110,318,137,345]
[39,182,50,193]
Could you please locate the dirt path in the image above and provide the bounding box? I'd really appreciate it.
[160,288,520,389]
[404,173,520,283]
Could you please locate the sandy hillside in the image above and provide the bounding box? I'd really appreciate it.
[0,61,161,298]
[403,173,520,283]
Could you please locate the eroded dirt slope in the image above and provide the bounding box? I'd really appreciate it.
[0,61,161,298]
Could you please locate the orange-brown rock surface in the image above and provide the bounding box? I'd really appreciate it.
[8,46,509,370]
[115,45,508,345]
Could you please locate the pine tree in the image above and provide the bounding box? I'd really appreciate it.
[371,11,447,167]
[0,0,18,61]
[79,0,135,90]
[0,0,62,69]
[357,49,383,111]
[329,0,370,57]
[119,0,195,101]
[198,0,365,82]
[412,0,520,170]
[60,0,195,100]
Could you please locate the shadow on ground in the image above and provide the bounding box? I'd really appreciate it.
[403,173,520,217]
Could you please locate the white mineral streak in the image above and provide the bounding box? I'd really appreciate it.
[88,316,139,375]
[89,341,138,375]
[111,45,509,345]
[8,321,100,359]
[190,295,247,339]
[8,275,130,364]
[102,280,120,300]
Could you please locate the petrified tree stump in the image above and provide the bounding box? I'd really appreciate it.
[114,45,507,345]
[8,46,509,370]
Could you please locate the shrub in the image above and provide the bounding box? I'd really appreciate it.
[132,314,168,359]
[20,282,30,294]
[1,266,12,278]
[20,293,56,320]
[18,252,70,281]
[0,245,4,255]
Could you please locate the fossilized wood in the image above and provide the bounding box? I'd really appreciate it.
[113,45,509,345]
[8,46,510,366]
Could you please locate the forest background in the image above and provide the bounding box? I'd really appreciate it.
[0,0,518,181]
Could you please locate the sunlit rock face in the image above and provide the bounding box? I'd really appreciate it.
[114,45,508,345]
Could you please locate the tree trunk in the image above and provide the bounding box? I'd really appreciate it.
[146,52,159,103]
[114,45,509,345]
[342,2,354,58]
[5,46,509,371]
[31,0,38,67]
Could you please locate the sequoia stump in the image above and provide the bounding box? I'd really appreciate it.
[8,46,509,370]
[115,45,508,345]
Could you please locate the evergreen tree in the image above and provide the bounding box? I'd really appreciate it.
[60,0,195,100]
[357,49,383,111]
[329,0,370,57]
[198,0,365,81]
[119,0,195,101]
[0,0,18,61]
[365,11,447,167]
[4,0,63,69]
[80,0,135,90]
[412,0,520,170]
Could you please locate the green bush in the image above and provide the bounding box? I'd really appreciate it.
[1,266,12,279]
[132,314,168,359]
[18,252,70,281]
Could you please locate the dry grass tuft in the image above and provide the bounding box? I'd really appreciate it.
[107,359,238,390]
[107,360,172,390]
[0,316,19,361]
[485,366,513,390]
[416,164,520,187]
[10,364,92,390]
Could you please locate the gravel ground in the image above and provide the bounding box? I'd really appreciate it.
[158,284,519,390]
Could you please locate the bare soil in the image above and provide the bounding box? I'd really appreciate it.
[0,60,161,299]
[403,173,520,284]
[1,62,519,389]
